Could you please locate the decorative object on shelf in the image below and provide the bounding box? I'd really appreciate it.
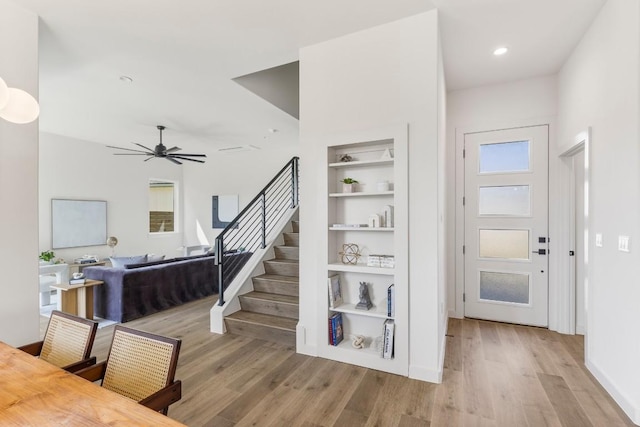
[368,214,381,228]
[377,181,390,192]
[39,250,56,263]
[327,275,343,308]
[380,148,393,160]
[339,243,361,265]
[387,284,395,317]
[367,254,381,267]
[339,154,353,162]
[351,335,365,349]
[340,177,358,193]
[356,281,373,310]
[0,76,40,124]
[383,205,394,228]
[106,236,118,256]
[332,223,368,228]
[382,319,395,359]
[381,255,395,268]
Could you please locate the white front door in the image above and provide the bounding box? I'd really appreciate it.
[464,125,549,327]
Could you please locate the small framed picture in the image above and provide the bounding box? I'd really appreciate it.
[328,274,343,308]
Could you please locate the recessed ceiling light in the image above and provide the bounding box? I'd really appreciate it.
[119,75,133,83]
[268,128,278,133]
[493,47,509,56]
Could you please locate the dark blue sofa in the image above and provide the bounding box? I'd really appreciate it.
[83,253,251,323]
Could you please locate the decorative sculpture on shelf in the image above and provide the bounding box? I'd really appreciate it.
[351,335,365,349]
[356,281,373,310]
[339,243,361,265]
[340,154,353,162]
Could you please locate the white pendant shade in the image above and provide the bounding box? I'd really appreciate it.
[0,87,40,124]
[0,77,8,111]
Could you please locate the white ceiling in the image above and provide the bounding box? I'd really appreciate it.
[10,0,606,153]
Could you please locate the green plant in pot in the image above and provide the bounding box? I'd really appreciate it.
[39,250,55,263]
[340,177,359,193]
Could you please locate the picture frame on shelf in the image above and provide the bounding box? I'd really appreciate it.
[327,274,343,308]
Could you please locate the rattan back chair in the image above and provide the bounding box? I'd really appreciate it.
[19,310,98,372]
[75,325,182,415]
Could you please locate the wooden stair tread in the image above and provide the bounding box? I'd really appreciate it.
[241,291,298,305]
[227,311,297,331]
[254,274,299,284]
[264,258,298,265]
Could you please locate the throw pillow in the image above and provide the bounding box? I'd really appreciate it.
[146,254,165,262]
[110,255,147,269]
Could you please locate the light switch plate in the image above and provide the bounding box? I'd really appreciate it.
[595,233,603,247]
[618,235,630,252]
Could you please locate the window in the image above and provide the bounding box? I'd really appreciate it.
[149,180,176,233]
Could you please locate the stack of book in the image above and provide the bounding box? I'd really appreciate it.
[69,277,86,285]
[382,319,395,359]
[328,313,344,346]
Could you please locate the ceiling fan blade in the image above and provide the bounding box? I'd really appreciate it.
[144,156,155,162]
[113,153,153,156]
[167,156,182,165]
[174,153,207,157]
[165,146,181,153]
[170,155,205,163]
[106,145,150,154]
[133,142,156,153]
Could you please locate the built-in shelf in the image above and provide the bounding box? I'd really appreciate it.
[329,227,394,232]
[328,159,394,168]
[329,191,394,198]
[330,303,391,319]
[328,262,395,275]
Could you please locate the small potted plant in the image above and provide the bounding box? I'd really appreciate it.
[39,250,55,264]
[341,177,358,193]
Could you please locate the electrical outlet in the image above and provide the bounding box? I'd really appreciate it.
[595,233,603,247]
[618,235,630,252]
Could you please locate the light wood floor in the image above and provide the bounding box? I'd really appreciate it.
[40,297,635,426]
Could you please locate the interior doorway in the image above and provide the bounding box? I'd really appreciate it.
[573,149,586,335]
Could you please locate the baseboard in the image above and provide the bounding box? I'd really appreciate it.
[296,323,317,356]
[409,364,442,383]
[586,359,640,425]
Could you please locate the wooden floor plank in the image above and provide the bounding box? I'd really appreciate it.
[37,297,635,426]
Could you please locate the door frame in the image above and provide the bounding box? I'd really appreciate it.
[557,129,591,338]
[454,118,561,326]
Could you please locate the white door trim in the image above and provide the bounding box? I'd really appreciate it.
[453,117,557,322]
[557,129,591,340]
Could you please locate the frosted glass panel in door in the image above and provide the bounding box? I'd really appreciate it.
[479,229,529,260]
[479,141,530,173]
[479,185,530,216]
[480,271,530,304]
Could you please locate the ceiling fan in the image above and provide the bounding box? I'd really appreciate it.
[107,125,206,164]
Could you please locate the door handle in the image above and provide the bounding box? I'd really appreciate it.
[532,249,547,255]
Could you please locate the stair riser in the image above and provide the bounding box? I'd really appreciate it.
[291,221,299,233]
[264,261,298,277]
[252,279,299,297]
[274,246,299,261]
[283,233,299,247]
[225,318,295,347]
[239,296,299,319]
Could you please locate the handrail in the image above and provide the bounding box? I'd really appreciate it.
[215,157,299,306]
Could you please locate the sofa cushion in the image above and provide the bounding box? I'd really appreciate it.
[110,255,147,269]
[146,254,165,262]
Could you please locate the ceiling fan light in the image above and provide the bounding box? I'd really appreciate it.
[0,77,9,111]
[0,87,40,124]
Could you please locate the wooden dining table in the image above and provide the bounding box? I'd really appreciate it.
[0,341,185,426]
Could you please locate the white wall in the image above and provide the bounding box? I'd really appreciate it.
[39,133,184,262]
[557,0,640,422]
[0,0,39,346]
[181,145,298,247]
[446,76,558,319]
[299,11,445,382]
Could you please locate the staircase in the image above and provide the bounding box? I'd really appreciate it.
[224,220,299,347]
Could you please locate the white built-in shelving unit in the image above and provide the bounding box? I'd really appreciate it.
[320,133,408,376]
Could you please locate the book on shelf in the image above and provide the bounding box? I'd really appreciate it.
[327,275,343,309]
[329,313,344,346]
[382,319,395,359]
[69,278,86,285]
[387,284,395,317]
[331,224,368,228]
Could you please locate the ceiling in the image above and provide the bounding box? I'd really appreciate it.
[10,0,606,153]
